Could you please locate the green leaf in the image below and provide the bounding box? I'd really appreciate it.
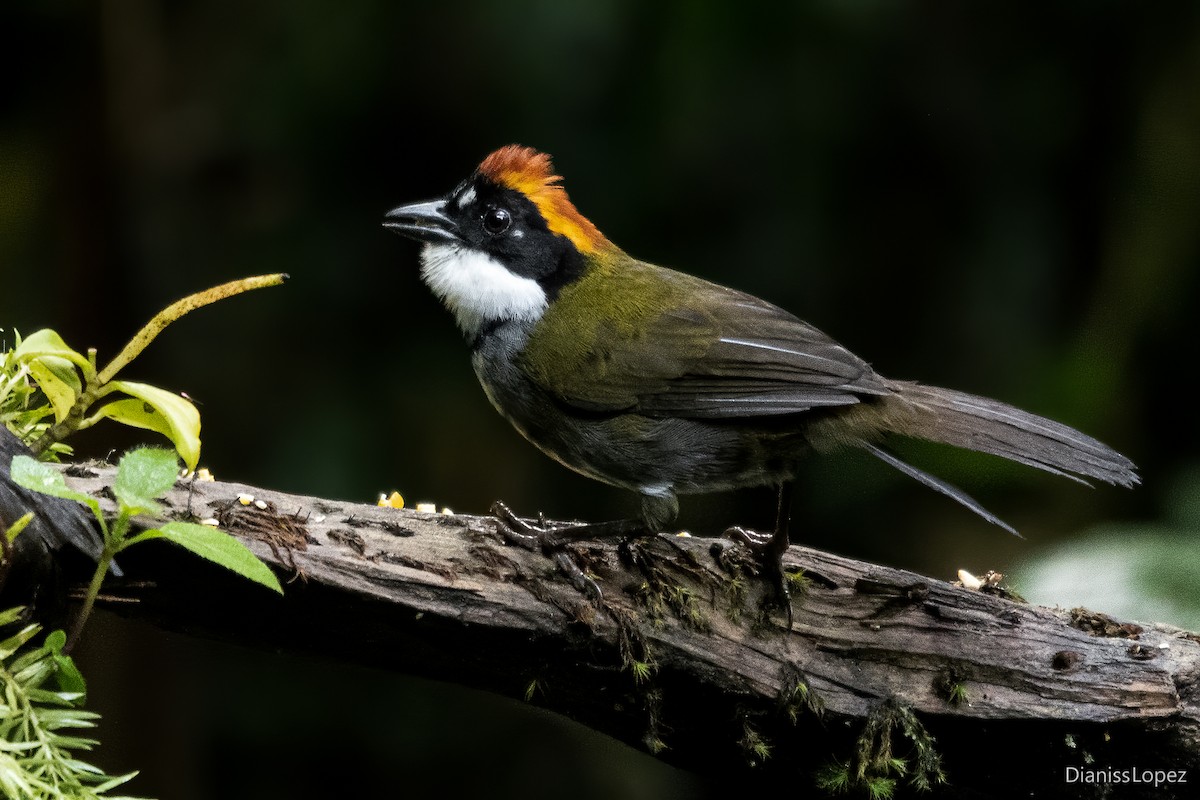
[113,447,179,511]
[44,630,88,699]
[8,455,102,520]
[91,770,140,793]
[52,654,88,698]
[42,735,99,750]
[0,623,41,661]
[26,356,82,424]
[23,688,82,707]
[12,659,55,687]
[0,607,26,627]
[157,521,283,594]
[33,708,98,729]
[44,629,66,651]
[99,381,202,470]
[12,329,91,371]
[8,645,52,676]
[9,454,68,494]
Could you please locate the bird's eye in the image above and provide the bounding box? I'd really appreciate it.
[481,207,512,236]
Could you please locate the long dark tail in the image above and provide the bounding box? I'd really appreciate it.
[886,381,1139,487]
[855,381,1138,533]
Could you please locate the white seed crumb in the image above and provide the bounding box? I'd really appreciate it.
[957,569,983,590]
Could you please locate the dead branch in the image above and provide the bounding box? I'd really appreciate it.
[62,463,1200,798]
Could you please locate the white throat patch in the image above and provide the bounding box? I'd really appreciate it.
[420,244,548,336]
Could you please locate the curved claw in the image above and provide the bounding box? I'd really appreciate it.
[723,525,794,629]
[491,500,603,607]
[552,551,603,604]
[491,501,541,551]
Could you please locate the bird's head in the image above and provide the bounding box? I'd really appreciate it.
[384,145,613,338]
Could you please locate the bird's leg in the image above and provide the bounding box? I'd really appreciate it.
[723,481,795,627]
[491,502,647,603]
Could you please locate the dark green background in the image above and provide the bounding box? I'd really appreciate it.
[2,2,1198,797]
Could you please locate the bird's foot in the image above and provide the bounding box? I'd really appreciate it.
[491,501,603,603]
[723,525,793,629]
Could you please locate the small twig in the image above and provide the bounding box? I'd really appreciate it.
[96,273,288,385]
[30,273,288,456]
[64,547,115,654]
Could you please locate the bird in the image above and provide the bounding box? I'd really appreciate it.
[382,144,1137,610]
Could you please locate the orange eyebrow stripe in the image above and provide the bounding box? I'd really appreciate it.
[477,145,609,253]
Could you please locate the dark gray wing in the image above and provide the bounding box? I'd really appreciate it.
[522,261,889,418]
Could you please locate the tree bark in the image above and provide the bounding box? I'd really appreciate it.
[65,463,1199,798]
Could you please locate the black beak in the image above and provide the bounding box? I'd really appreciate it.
[382,199,459,244]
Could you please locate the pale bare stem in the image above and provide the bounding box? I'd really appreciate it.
[84,347,98,384]
[29,273,287,455]
[97,273,288,384]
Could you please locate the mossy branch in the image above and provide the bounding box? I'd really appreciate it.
[52,464,1200,797]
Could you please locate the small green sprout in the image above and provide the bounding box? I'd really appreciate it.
[629,660,654,684]
[738,720,772,766]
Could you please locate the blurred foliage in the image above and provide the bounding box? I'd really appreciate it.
[1017,463,1200,631]
[1,1,1198,797]
[0,608,138,800]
